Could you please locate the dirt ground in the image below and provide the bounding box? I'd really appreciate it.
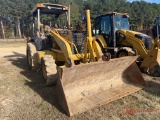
[0,41,160,120]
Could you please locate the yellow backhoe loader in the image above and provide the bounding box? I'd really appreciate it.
[26,3,145,116]
[93,12,160,76]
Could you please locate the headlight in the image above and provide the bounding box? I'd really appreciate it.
[119,33,125,38]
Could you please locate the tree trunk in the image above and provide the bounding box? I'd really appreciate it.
[17,19,22,38]
[12,25,15,38]
[1,20,5,39]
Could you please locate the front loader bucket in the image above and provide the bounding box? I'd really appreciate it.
[56,56,145,116]
[141,48,160,76]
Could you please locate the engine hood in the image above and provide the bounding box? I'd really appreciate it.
[117,29,153,50]
[117,29,150,37]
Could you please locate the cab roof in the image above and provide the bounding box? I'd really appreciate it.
[31,3,68,16]
[107,12,128,16]
[96,12,129,18]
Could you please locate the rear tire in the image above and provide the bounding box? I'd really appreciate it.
[117,47,136,58]
[26,42,39,71]
[41,55,58,86]
[117,49,128,57]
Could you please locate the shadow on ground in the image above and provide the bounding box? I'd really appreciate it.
[144,80,160,97]
[4,51,65,115]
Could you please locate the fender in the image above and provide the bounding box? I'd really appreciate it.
[94,35,107,48]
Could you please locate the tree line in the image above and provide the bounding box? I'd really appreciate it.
[0,0,160,38]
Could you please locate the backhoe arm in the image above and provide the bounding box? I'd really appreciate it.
[84,10,103,62]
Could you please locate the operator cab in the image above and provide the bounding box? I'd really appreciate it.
[30,3,86,54]
[30,3,69,50]
[31,3,69,36]
[94,12,129,47]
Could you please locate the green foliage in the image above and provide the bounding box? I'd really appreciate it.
[0,0,160,38]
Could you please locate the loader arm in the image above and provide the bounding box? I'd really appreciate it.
[118,30,148,59]
[49,30,103,64]
[94,35,108,48]
[50,29,75,66]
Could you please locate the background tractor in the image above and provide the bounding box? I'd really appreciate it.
[93,12,160,76]
[26,3,145,116]
[140,16,160,48]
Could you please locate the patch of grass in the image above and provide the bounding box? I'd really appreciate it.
[36,103,47,110]
[139,90,160,103]
[135,100,155,109]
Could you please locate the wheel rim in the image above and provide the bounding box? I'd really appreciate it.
[42,61,47,81]
[118,52,127,57]
[27,50,32,69]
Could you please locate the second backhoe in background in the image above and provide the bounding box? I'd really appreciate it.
[140,16,160,49]
[93,12,160,76]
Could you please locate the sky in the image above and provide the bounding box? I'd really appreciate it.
[127,0,160,4]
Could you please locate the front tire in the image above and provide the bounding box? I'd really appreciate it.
[116,47,136,58]
[117,49,128,57]
[41,55,58,86]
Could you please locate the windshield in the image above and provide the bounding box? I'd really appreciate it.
[114,15,129,33]
[95,15,111,35]
[40,13,67,28]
